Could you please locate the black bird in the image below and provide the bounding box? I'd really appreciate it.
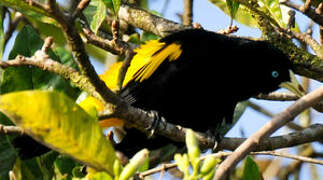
[112,29,295,157]
[12,29,297,160]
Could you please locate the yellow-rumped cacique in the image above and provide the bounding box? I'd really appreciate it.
[13,28,299,159]
[112,29,296,157]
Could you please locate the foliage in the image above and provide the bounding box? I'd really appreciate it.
[174,129,220,180]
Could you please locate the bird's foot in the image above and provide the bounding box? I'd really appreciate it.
[206,130,222,151]
[146,110,167,138]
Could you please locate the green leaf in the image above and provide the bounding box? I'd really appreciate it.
[242,156,261,180]
[259,0,284,27]
[209,0,258,27]
[186,129,200,166]
[90,172,113,180]
[20,159,47,179]
[226,0,240,19]
[119,149,149,180]
[29,19,66,46]
[111,0,121,15]
[101,0,113,9]
[0,0,58,27]
[0,113,16,180]
[200,156,219,175]
[13,151,58,180]
[0,90,117,175]
[138,0,149,9]
[233,101,248,123]
[84,0,107,34]
[55,155,80,179]
[72,166,86,178]
[0,0,52,18]
[140,31,159,43]
[0,25,80,99]
[85,44,108,63]
[174,154,190,176]
[0,25,43,93]
[0,132,17,180]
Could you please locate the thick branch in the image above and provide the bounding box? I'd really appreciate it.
[218,124,323,151]
[118,4,188,37]
[34,0,125,106]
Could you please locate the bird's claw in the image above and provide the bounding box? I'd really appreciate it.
[206,130,222,151]
[146,110,166,138]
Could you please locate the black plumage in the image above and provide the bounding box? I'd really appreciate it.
[115,29,293,156]
[12,29,294,159]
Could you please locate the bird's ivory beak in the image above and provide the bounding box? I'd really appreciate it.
[279,70,306,97]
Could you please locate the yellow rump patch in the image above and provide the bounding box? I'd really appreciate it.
[99,118,125,128]
[122,40,182,87]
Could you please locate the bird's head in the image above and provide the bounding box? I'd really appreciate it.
[247,41,304,97]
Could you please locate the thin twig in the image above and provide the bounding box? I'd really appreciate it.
[138,149,323,178]
[300,0,313,13]
[4,12,25,48]
[275,25,323,59]
[253,151,323,165]
[280,0,323,27]
[183,0,193,26]
[214,86,323,180]
[41,36,54,53]
[217,25,239,35]
[0,124,24,135]
[81,24,132,55]
[278,146,314,179]
[254,92,298,101]
[73,0,91,19]
[0,52,102,101]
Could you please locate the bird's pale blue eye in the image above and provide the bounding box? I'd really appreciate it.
[272,71,279,78]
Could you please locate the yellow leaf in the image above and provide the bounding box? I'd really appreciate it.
[0,90,117,175]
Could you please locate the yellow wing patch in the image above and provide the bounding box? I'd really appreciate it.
[99,61,123,92]
[122,40,182,87]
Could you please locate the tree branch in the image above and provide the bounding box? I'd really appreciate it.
[218,124,323,151]
[118,4,188,37]
[246,101,304,131]
[214,86,323,180]
[139,148,323,178]
[280,0,323,27]
[0,124,24,135]
[27,0,125,106]
[183,0,193,26]
[254,92,298,101]
[253,150,323,165]
[3,48,322,156]
[0,51,102,101]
